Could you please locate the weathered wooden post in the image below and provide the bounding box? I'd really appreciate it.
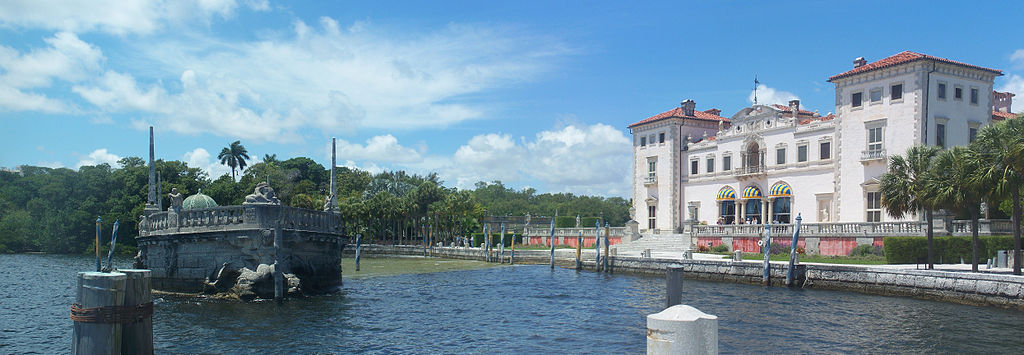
[761,222,772,286]
[666,267,684,308]
[72,271,126,354]
[355,233,362,272]
[548,216,556,269]
[785,214,802,286]
[487,223,493,262]
[576,230,582,270]
[594,220,601,271]
[510,230,516,265]
[120,269,154,355]
[421,221,427,257]
[95,217,102,271]
[499,222,506,264]
[604,222,611,272]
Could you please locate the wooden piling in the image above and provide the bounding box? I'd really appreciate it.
[120,269,154,355]
[603,223,610,272]
[575,230,582,270]
[665,267,683,308]
[72,272,126,355]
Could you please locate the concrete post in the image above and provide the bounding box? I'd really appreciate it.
[646,305,718,355]
[120,269,154,355]
[733,250,742,262]
[72,272,127,355]
[666,267,684,308]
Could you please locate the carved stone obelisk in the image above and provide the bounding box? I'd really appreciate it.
[144,126,160,215]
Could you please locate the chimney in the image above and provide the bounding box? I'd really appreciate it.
[705,108,722,116]
[853,57,867,68]
[994,91,1014,113]
[788,99,800,118]
[681,99,696,116]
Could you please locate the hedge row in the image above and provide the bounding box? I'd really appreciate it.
[470,232,516,247]
[554,216,602,228]
[883,236,1015,264]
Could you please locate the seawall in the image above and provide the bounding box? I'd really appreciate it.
[346,245,1024,310]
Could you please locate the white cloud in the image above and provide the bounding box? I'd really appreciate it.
[0,32,103,113]
[748,84,800,106]
[0,0,267,35]
[35,161,64,169]
[449,133,525,187]
[76,148,121,168]
[333,135,423,164]
[1011,49,1024,68]
[997,74,1024,113]
[71,18,567,142]
[184,147,232,179]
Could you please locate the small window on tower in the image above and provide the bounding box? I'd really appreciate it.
[891,84,903,100]
[870,88,882,102]
[954,86,963,100]
[937,83,947,99]
[852,92,863,107]
[970,88,979,105]
[640,137,646,147]
[658,132,665,144]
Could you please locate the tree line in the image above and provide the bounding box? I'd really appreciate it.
[0,152,629,254]
[880,117,1024,275]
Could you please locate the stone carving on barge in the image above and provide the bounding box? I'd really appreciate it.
[133,128,348,301]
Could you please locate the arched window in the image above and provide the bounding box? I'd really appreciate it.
[769,182,792,223]
[717,186,736,224]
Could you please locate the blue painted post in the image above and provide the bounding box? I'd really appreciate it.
[94,217,102,272]
[355,233,362,271]
[604,222,610,272]
[549,217,556,269]
[761,221,772,286]
[103,220,119,271]
[487,223,493,262]
[594,220,601,271]
[500,222,506,264]
[786,214,803,286]
[576,230,582,270]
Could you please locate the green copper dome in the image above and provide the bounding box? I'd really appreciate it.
[182,191,218,210]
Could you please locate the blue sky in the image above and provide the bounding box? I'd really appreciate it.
[2,0,1023,197]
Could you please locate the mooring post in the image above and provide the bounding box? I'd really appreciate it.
[666,267,684,308]
[576,230,582,270]
[355,233,362,272]
[274,220,284,302]
[72,271,127,355]
[95,217,102,272]
[487,223,494,262]
[510,230,516,265]
[647,305,718,355]
[499,222,506,264]
[594,220,601,271]
[422,222,427,257]
[761,222,772,286]
[604,222,610,272]
[120,269,154,355]
[785,214,803,286]
[549,217,556,269]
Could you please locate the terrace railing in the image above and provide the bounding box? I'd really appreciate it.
[140,204,342,236]
[692,219,1015,238]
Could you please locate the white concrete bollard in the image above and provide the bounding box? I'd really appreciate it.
[647,305,718,355]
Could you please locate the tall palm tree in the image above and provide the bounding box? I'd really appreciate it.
[880,145,941,269]
[218,140,250,181]
[263,154,278,165]
[931,146,984,272]
[973,118,1024,275]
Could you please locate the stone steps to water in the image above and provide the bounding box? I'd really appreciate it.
[612,234,691,255]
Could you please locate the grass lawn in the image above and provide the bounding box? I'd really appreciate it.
[738,252,888,265]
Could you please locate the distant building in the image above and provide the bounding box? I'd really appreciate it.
[630,51,1008,233]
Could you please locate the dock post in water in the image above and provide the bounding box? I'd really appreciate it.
[510,230,516,265]
[499,222,506,264]
[665,267,684,308]
[72,272,127,355]
[594,220,601,271]
[487,223,493,262]
[120,269,154,355]
[604,222,610,272]
[576,230,582,270]
[785,214,802,286]
[548,217,556,269]
[355,233,362,271]
[761,222,772,286]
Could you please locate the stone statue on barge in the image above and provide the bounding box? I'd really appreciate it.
[134,129,348,301]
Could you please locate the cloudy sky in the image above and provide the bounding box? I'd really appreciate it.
[2,0,1023,197]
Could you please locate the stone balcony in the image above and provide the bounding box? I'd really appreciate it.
[734,165,766,178]
[861,148,887,163]
[644,175,657,185]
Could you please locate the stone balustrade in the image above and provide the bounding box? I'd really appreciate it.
[523,226,628,238]
[692,219,1017,238]
[951,219,1015,236]
[140,204,342,236]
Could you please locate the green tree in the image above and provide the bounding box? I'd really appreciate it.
[218,140,250,181]
[931,146,984,272]
[974,118,1024,275]
[880,145,941,269]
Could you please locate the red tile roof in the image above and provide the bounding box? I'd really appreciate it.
[771,104,816,116]
[992,110,1019,121]
[798,113,835,125]
[828,51,1002,82]
[628,107,730,128]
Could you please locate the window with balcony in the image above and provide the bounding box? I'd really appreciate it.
[891,83,903,101]
[776,148,786,165]
[797,144,808,162]
[867,126,883,158]
[646,160,656,184]
[866,192,882,222]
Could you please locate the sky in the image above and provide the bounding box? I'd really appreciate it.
[1,0,1023,197]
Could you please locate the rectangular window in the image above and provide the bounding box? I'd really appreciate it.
[936,123,946,148]
[658,132,665,143]
[870,88,882,102]
[970,88,979,104]
[937,83,946,99]
[868,127,883,152]
[820,141,831,160]
[866,192,882,222]
[776,148,786,165]
[723,156,731,171]
[955,86,963,100]
[648,205,656,229]
[797,145,808,162]
[891,84,903,100]
[690,160,698,175]
[647,160,656,179]
[969,127,978,143]
[852,92,863,107]
[640,137,646,147]
[706,158,714,173]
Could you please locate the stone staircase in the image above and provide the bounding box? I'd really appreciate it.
[611,233,691,257]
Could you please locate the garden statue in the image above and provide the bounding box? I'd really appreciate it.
[168,188,183,211]
[244,182,281,205]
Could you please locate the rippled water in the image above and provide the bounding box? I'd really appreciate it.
[3,254,1024,354]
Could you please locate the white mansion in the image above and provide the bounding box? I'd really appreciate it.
[631,51,1015,233]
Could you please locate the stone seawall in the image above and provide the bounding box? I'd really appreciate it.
[347,245,1024,310]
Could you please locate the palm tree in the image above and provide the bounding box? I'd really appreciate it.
[880,145,941,269]
[931,146,984,272]
[973,118,1024,275]
[263,154,278,165]
[218,141,250,181]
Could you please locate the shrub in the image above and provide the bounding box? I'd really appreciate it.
[796,246,806,255]
[710,243,730,253]
[767,242,787,255]
[696,244,711,252]
[883,235,1015,264]
[849,244,884,257]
